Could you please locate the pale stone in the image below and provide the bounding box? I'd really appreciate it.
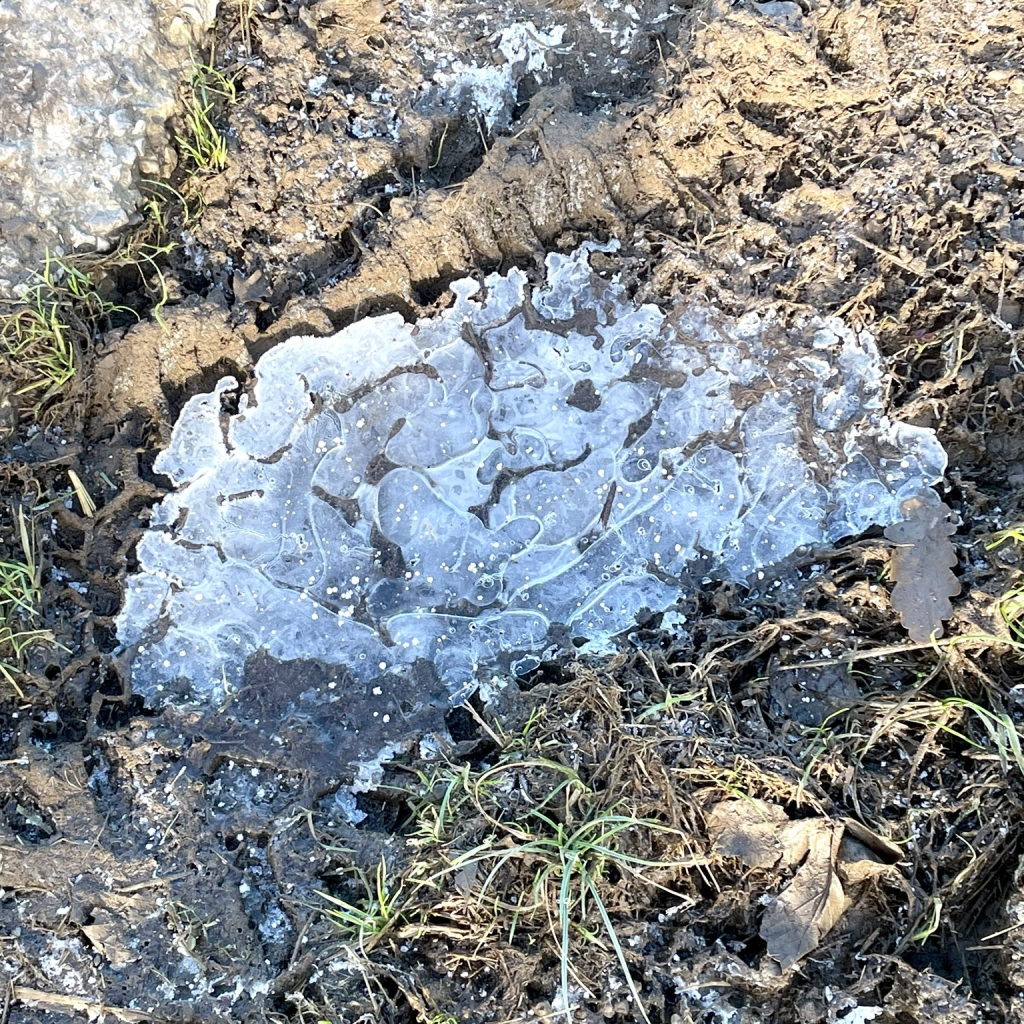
[0,0,218,295]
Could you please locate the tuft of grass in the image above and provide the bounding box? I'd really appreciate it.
[986,523,1024,642]
[998,582,1024,643]
[323,739,706,1024]
[942,696,1024,775]
[176,60,237,173]
[72,177,208,336]
[436,770,697,1024]
[319,856,403,950]
[0,252,133,414]
[0,509,56,696]
[0,181,192,406]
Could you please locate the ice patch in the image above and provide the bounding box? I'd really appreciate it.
[117,243,946,705]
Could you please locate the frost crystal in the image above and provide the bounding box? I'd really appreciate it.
[118,244,946,705]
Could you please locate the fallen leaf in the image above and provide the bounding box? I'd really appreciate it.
[707,798,789,868]
[80,910,140,968]
[841,818,903,864]
[708,801,903,969]
[760,821,848,969]
[836,835,899,885]
[707,799,825,870]
[884,489,960,642]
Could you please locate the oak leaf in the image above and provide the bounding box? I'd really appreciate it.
[884,490,960,642]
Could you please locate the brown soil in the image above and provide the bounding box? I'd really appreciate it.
[2,0,1024,1021]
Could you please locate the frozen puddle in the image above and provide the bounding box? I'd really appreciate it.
[118,243,946,706]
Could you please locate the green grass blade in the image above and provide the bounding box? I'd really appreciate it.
[586,873,651,1024]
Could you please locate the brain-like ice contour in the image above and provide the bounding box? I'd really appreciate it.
[118,244,946,705]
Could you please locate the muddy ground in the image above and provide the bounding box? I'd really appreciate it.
[2,0,1024,1020]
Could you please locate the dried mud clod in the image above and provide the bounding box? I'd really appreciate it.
[2,0,1024,1021]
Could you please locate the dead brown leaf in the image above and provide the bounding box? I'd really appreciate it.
[760,821,848,969]
[81,910,141,969]
[836,835,898,886]
[708,800,903,969]
[706,798,790,868]
[884,490,960,642]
